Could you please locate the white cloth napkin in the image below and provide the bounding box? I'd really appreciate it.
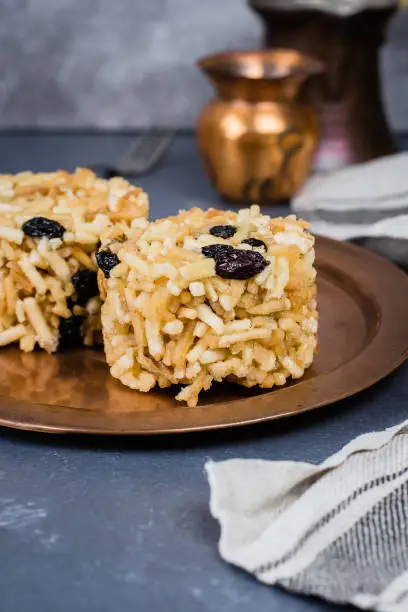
[292,153,408,265]
[206,420,408,612]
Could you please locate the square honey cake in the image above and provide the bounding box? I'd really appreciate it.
[100,205,318,406]
[0,168,148,352]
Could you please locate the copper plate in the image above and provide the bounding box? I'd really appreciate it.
[0,236,407,435]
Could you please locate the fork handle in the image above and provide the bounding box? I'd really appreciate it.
[118,131,175,175]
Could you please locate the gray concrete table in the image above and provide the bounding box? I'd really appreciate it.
[0,133,407,612]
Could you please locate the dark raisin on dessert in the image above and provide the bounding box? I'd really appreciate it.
[58,316,84,350]
[22,217,66,239]
[66,297,75,312]
[209,225,237,239]
[241,237,267,251]
[215,249,268,280]
[71,269,99,305]
[202,244,235,260]
[96,250,120,278]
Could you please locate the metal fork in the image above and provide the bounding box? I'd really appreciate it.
[93,128,175,179]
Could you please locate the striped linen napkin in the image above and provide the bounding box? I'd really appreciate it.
[291,153,408,266]
[206,420,408,612]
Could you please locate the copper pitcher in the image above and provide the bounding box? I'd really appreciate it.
[248,3,397,170]
[196,49,323,204]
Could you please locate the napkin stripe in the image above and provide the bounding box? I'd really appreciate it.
[255,465,408,576]
[301,189,408,205]
[300,206,408,226]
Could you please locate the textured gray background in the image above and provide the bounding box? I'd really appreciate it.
[0,0,408,130]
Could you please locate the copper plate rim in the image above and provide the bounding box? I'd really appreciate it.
[0,235,408,435]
